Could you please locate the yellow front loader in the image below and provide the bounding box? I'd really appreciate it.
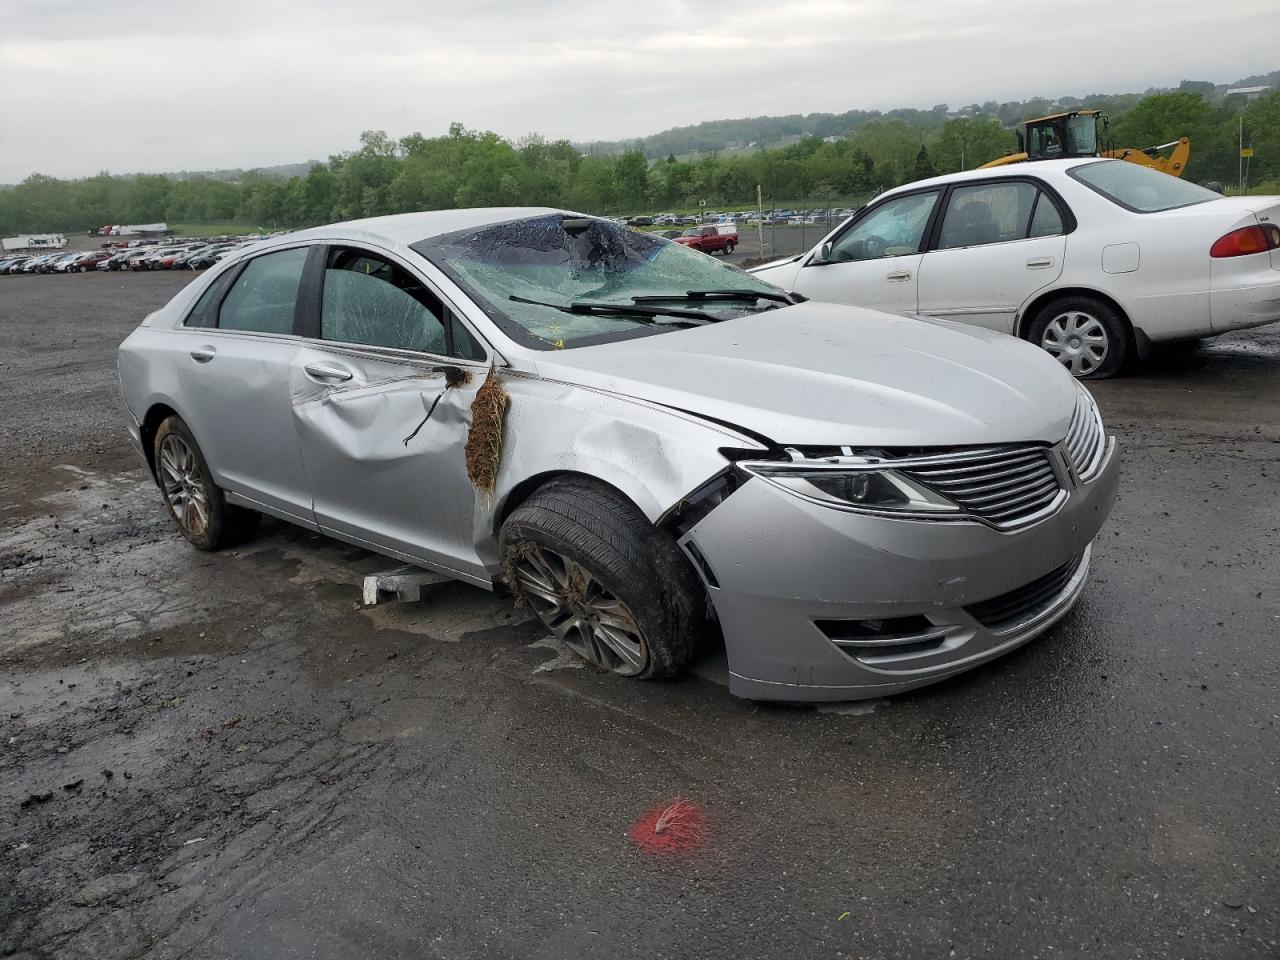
[980,110,1190,177]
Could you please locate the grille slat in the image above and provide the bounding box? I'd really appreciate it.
[901,447,1063,527]
[1065,394,1105,481]
[937,462,1056,497]
[911,452,1044,479]
[964,476,1060,509]
[966,555,1084,632]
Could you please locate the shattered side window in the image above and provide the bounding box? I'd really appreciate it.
[412,214,787,349]
[321,248,449,354]
[184,266,239,328]
[217,247,308,335]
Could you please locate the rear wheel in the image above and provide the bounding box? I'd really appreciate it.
[153,416,259,551]
[724,241,736,255]
[500,476,705,679]
[1027,295,1131,379]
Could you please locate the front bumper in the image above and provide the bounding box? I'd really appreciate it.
[682,438,1118,701]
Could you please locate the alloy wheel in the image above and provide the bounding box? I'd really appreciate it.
[158,434,210,537]
[1040,310,1109,377]
[511,544,649,676]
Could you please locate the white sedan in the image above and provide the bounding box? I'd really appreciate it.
[751,158,1280,378]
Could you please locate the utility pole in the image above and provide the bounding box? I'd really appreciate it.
[1239,116,1244,192]
[800,184,807,251]
[756,184,765,258]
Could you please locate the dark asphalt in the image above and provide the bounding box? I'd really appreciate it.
[1,272,1277,960]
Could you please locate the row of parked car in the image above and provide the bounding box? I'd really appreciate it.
[0,236,268,276]
[624,208,857,228]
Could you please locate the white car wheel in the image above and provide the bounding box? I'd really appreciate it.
[1029,295,1130,380]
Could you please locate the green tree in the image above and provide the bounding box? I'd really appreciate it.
[931,118,1016,172]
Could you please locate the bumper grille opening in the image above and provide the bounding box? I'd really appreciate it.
[816,616,949,657]
[965,555,1084,633]
[900,447,1063,527]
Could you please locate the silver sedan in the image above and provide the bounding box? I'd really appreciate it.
[117,208,1118,701]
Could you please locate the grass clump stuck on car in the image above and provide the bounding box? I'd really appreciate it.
[465,369,509,496]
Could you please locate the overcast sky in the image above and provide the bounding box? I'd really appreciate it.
[0,0,1273,182]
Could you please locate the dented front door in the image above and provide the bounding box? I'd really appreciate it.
[289,344,490,584]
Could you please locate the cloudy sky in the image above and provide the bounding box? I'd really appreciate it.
[0,0,1273,182]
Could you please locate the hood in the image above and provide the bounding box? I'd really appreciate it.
[747,254,806,290]
[528,300,1078,448]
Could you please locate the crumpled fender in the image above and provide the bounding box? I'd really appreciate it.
[476,372,765,573]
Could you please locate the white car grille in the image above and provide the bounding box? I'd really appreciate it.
[1064,393,1105,482]
[900,447,1063,528]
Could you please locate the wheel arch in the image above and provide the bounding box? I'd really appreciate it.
[1016,285,1135,342]
[493,469,653,539]
[139,401,180,479]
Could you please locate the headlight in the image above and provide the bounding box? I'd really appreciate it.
[737,450,960,516]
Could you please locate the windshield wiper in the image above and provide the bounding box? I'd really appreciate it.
[631,288,796,305]
[508,294,713,324]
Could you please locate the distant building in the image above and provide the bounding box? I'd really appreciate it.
[1225,85,1271,100]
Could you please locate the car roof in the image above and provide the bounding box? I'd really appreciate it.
[879,157,1109,198]
[278,206,564,247]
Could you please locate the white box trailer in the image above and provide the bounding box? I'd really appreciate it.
[111,223,170,237]
[3,234,68,251]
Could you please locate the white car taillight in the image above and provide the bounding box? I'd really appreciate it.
[1210,224,1280,258]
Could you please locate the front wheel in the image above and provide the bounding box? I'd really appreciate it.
[1026,295,1131,379]
[500,476,706,679]
[153,416,259,550]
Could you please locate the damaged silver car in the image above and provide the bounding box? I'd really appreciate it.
[117,208,1118,701]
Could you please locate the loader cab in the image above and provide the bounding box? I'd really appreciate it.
[1024,111,1106,161]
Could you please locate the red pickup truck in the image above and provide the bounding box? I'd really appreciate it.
[672,225,737,255]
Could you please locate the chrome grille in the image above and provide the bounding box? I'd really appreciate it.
[900,447,1063,528]
[1065,393,1105,481]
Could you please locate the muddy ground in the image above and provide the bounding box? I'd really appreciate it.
[1,272,1278,960]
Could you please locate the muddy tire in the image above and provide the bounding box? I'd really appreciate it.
[724,242,735,255]
[500,476,705,680]
[1026,294,1131,380]
[153,416,259,551]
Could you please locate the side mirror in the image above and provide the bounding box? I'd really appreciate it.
[818,241,833,264]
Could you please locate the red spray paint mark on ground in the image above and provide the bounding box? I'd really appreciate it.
[629,798,706,855]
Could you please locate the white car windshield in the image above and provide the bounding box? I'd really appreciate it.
[1070,161,1219,213]
[414,214,787,350]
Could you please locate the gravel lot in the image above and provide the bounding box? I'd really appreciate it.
[1,272,1278,960]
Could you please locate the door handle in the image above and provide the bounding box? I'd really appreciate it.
[886,270,912,282]
[303,362,354,383]
[189,346,216,363]
[1026,257,1055,269]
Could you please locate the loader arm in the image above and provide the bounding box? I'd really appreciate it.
[1102,137,1191,178]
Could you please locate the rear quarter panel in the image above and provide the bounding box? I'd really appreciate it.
[1048,183,1214,341]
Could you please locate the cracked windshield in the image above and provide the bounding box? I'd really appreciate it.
[416,214,786,348]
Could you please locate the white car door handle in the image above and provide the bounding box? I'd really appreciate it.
[189,346,216,363]
[304,362,354,382]
[886,270,912,282]
[1026,257,1055,269]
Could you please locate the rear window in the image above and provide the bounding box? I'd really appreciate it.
[1068,161,1219,213]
